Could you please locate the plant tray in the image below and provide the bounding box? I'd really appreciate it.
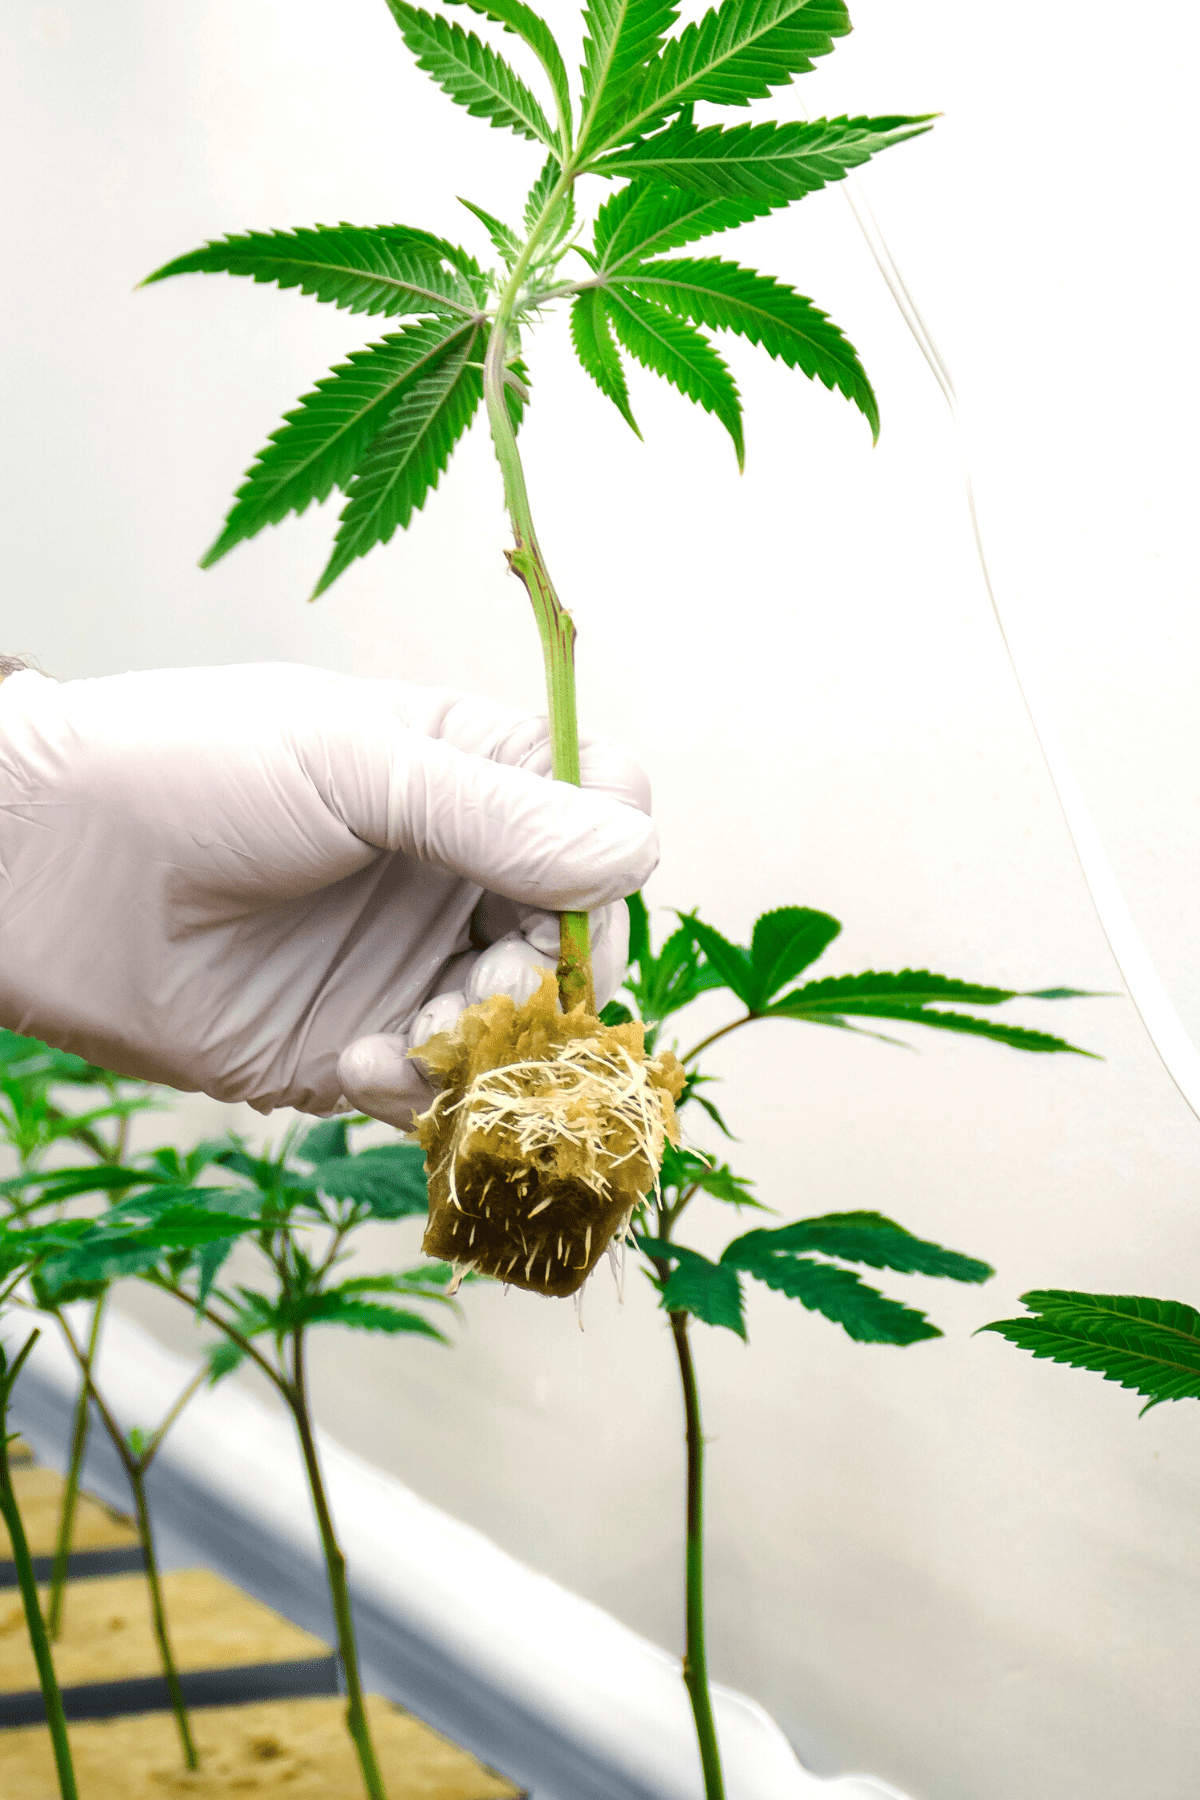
[0,1693,525,1797]
[0,1465,145,1588]
[0,1568,337,1727]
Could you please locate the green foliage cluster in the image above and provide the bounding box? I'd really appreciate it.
[144,0,932,596]
[605,896,1090,1353]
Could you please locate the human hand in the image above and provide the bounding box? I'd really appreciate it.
[0,664,655,1121]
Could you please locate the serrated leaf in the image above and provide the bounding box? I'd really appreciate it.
[981,1292,1200,1410]
[311,332,483,596]
[637,1236,746,1336]
[301,1291,450,1342]
[660,1143,765,1209]
[769,998,1095,1056]
[458,196,523,266]
[579,0,679,152]
[626,891,652,967]
[605,288,743,464]
[304,1144,430,1219]
[600,1000,635,1026]
[202,319,478,567]
[726,1212,992,1282]
[385,1,554,145]
[445,0,574,146]
[570,289,641,436]
[629,923,726,1023]
[674,913,757,1005]
[594,181,777,271]
[594,114,934,202]
[612,257,878,438]
[747,906,840,1003]
[745,1253,941,1344]
[599,0,851,152]
[523,155,574,248]
[143,224,478,318]
[769,969,1023,1010]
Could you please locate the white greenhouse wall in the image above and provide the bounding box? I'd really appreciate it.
[3,4,1199,1798]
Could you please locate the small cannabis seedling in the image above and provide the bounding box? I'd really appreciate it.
[611,895,1093,1797]
[145,0,931,1294]
[27,1111,457,1800]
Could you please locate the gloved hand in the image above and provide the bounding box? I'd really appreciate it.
[0,664,655,1122]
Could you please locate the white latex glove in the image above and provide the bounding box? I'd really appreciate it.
[0,664,654,1121]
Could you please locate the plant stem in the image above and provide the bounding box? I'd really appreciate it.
[53,1307,200,1770]
[128,1461,198,1769]
[483,176,595,1014]
[670,1309,726,1800]
[47,1294,105,1640]
[289,1328,386,1800]
[679,1014,755,1067]
[0,1332,79,1800]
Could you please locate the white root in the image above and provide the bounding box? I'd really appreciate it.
[427,1041,672,1210]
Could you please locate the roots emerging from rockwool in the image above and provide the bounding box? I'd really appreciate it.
[414,973,684,1298]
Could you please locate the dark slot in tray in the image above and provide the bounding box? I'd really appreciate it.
[0,1652,340,1727]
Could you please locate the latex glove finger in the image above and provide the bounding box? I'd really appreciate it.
[377,685,652,814]
[346,902,631,1123]
[336,1034,435,1132]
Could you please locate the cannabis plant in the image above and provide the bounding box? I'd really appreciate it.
[609,894,1091,1795]
[35,1114,458,1800]
[0,1203,256,1800]
[144,0,929,1014]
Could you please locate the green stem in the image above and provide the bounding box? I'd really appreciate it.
[483,175,594,1014]
[47,1294,106,1640]
[289,1329,386,1800]
[679,1014,756,1067]
[52,1307,200,1770]
[0,1332,79,1800]
[670,1310,726,1800]
[128,1461,199,1770]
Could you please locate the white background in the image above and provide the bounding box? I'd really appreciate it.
[3,3,1199,1796]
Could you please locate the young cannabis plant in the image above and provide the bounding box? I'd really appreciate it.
[144,0,930,1010]
[33,1114,457,1800]
[610,894,1092,1798]
[0,1204,256,1800]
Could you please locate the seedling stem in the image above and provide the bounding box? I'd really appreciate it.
[0,1331,79,1800]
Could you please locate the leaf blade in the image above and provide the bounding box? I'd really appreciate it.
[385,0,555,145]
[202,319,478,567]
[445,0,574,147]
[142,224,479,317]
[980,1292,1200,1408]
[593,115,935,203]
[600,0,852,151]
[570,289,641,436]
[311,331,484,596]
[726,1212,993,1283]
[611,256,879,438]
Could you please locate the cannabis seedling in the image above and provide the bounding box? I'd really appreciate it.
[41,1115,457,1800]
[144,0,932,1290]
[610,894,1092,1796]
[0,1204,253,1800]
[0,1031,239,1769]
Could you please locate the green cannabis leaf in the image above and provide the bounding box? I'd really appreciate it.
[981,1292,1200,1414]
[146,0,931,592]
